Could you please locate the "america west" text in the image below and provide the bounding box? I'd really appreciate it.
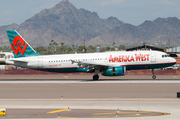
[109,54,150,62]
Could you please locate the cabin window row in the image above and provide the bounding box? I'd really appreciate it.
[49,58,107,63]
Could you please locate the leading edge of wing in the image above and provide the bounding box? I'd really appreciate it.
[75,61,110,67]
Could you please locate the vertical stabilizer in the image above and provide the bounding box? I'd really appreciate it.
[7,30,41,58]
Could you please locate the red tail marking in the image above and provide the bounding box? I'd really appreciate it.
[10,36,28,55]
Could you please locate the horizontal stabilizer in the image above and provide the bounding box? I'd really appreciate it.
[8,59,28,63]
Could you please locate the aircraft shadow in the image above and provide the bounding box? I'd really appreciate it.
[80,79,180,82]
[0,79,180,81]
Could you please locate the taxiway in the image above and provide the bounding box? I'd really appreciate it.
[0,75,179,120]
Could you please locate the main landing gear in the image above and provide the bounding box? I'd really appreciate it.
[93,74,99,80]
[152,69,156,79]
[93,69,100,80]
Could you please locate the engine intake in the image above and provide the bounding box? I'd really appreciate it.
[102,66,126,76]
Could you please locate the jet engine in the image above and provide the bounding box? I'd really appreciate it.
[102,66,126,76]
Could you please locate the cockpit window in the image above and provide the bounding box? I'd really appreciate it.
[162,54,170,58]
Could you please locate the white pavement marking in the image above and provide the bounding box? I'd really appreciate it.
[1,80,180,84]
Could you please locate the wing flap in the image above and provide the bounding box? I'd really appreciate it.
[75,61,110,70]
[77,61,109,67]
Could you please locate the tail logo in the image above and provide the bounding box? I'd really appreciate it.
[10,36,28,55]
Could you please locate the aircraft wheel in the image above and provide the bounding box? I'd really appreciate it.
[93,75,99,80]
[152,75,156,79]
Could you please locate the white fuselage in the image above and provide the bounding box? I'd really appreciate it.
[6,50,176,73]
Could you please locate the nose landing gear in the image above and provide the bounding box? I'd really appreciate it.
[152,69,156,79]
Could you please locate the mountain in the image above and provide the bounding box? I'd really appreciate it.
[0,23,19,46]
[1,0,180,48]
[0,0,123,47]
[88,17,180,47]
[138,17,180,45]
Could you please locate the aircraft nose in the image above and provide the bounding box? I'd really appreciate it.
[172,57,177,63]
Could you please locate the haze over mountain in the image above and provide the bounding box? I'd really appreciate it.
[0,0,180,47]
[88,17,180,47]
[0,0,123,47]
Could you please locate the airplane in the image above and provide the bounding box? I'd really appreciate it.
[5,30,176,80]
[0,52,14,65]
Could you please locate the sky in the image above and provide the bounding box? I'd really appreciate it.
[0,0,180,26]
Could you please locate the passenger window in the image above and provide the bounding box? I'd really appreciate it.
[162,55,165,58]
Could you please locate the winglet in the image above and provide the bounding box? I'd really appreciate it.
[7,30,41,58]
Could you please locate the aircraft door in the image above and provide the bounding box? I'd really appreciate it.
[105,56,109,64]
[38,57,43,68]
[151,53,156,62]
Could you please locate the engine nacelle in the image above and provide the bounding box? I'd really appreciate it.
[102,66,126,76]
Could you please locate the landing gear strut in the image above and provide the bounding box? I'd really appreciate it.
[93,69,100,80]
[152,69,156,79]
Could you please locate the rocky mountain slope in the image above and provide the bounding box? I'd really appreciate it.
[0,0,180,47]
[88,17,180,46]
[0,0,123,47]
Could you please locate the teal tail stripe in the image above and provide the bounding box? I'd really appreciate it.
[7,30,41,58]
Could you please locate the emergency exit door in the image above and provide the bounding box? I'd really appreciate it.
[38,57,43,68]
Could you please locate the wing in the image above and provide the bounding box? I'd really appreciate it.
[75,61,110,71]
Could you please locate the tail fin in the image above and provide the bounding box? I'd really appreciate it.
[7,30,41,58]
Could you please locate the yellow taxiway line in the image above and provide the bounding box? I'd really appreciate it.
[47,109,71,113]
[94,111,152,115]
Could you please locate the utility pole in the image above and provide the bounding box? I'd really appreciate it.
[83,38,86,53]
[168,38,170,49]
